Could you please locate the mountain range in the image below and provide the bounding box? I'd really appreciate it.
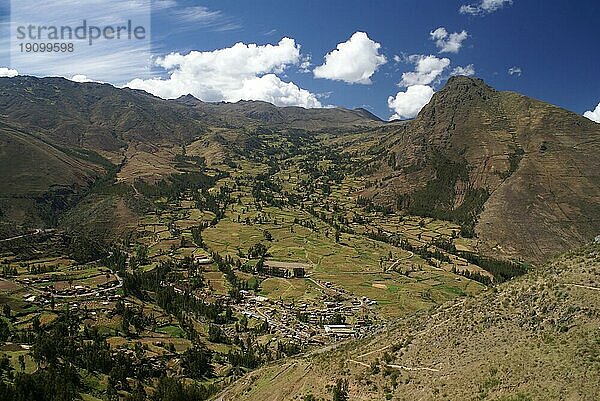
[0,75,598,264]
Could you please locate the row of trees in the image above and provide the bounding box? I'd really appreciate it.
[434,237,527,282]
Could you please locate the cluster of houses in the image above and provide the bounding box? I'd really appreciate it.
[233,286,379,344]
[15,270,122,310]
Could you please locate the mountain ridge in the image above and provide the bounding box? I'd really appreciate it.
[0,75,598,264]
[362,75,600,263]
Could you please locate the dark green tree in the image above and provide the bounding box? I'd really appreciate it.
[331,378,349,401]
[181,345,213,379]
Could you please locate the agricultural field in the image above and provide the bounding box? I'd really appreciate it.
[0,126,525,400]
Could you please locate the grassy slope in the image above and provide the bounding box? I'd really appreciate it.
[215,243,600,401]
[0,123,104,196]
[0,122,108,227]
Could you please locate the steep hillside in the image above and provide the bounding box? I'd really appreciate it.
[0,77,208,159]
[0,76,208,232]
[214,242,600,401]
[365,76,600,263]
[0,120,110,228]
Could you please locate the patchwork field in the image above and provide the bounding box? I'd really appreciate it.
[0,121,523,400]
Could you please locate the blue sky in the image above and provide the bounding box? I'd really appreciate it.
[2,0,600,121]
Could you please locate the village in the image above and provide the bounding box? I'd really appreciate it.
[165,253,383,345]
[1,236,384,357]
[233,275,381,344]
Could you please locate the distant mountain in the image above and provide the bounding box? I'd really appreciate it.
[172,96,382,129]
[0,76,211,228]
[352,107,382,121]
[363,76,600,263]
[0,76,208,154]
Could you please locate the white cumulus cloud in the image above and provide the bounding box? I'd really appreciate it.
[70,74,103,83]
[584,103,600,123]
[226,74,321,108]
[508,66,522,76]
[451,64,476,76]
[460,0,513,15]
[0,67,18,77]
[126,37,321,108]
[430,27,469,53]
[313,31,387,84]
[399,55,450,87]
[388,85,435,120]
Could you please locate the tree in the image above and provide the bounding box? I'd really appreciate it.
[263,230,273,241]
[331,378,349,401]
[69,236,106,264]
[151,376,211,401]
[0,319,10,342]
[126,381,146,401]
[135,245,149,266]
[208,325,229,344]
[105,248,127,271]
[181,345,213,379]
[191,227,205,248]
[248,243,268,258]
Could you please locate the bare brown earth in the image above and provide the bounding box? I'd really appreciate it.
[475,91,600,262]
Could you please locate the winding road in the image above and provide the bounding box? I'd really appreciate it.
[388,250,415,271]
[565,283,600,292]
[0,229,49,243]
[348,359,440,372]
